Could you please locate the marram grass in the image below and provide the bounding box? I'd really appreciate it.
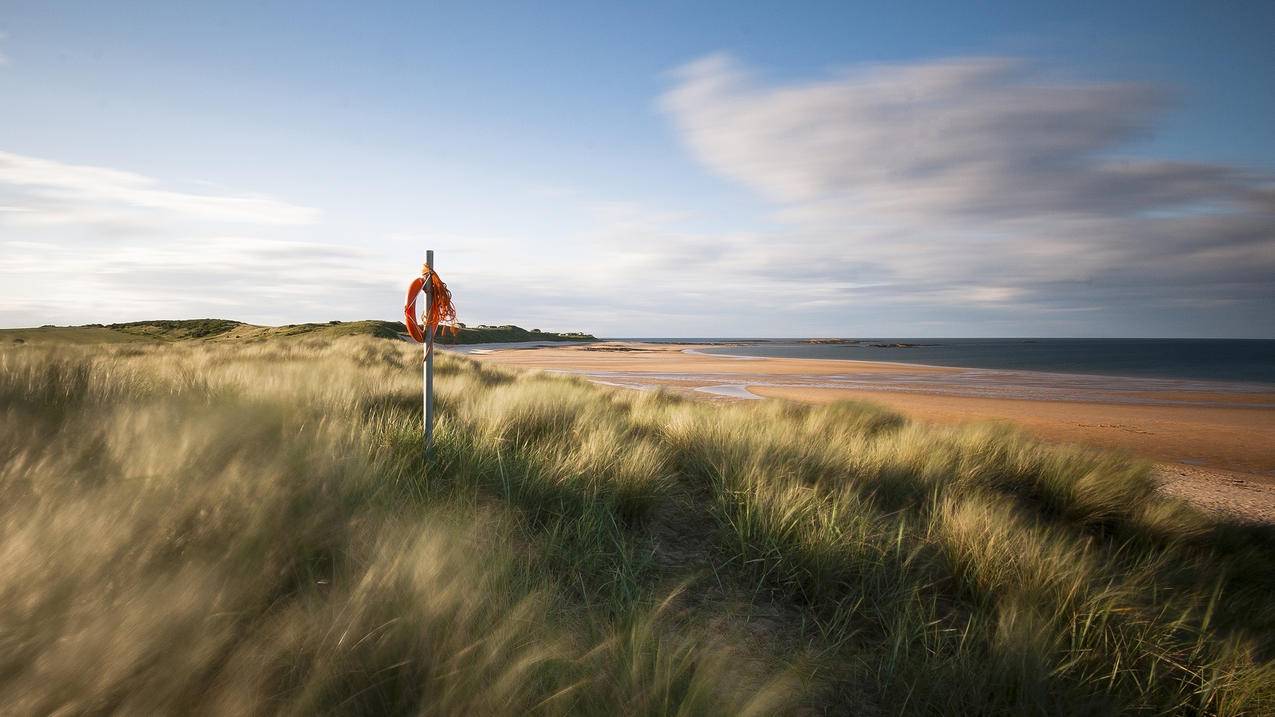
[1,338,1271,715]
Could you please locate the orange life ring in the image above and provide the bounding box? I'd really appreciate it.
[403,267,457,344]
[403,276,428,343]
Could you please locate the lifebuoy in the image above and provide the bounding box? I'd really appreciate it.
[404,276,427,342]
[403,267,458,344]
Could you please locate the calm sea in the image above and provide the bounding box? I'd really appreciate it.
[611,338,1275,385]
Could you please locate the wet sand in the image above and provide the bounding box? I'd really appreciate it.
[748,386,1275,478]
[458,341,1275,487]
[457,342,952,376]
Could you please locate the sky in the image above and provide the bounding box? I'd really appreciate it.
[1,1,1273,337]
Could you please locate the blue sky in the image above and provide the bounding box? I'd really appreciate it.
[2,1,1272,336]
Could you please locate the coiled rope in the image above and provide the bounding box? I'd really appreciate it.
[403,264,457,344]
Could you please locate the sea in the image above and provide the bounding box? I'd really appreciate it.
[608,338,1275,386]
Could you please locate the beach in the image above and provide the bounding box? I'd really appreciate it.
[458,341,1275,521]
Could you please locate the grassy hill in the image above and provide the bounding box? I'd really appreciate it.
[439,323,596,344]
[0,319,596,345]
[1,335,1272,714]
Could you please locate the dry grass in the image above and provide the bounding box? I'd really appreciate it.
[1,337,1272,715]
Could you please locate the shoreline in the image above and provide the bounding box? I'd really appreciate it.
[682,344,1275,393]
[453,341,1275,483]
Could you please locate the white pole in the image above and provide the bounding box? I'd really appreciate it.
[424,249,435,455]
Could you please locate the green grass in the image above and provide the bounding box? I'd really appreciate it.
[0,325,158,344]
[0,319,596,346]
[1,337,1271,715]
[440,323,597,344]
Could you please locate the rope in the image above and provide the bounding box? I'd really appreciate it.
[403,266,458,343]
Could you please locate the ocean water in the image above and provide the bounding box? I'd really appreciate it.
[617,338,1275,385]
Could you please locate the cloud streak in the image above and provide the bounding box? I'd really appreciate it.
[0,236,398,327]
[661,54,1275,335]
[0,151,319,226]
[0,151,383,328]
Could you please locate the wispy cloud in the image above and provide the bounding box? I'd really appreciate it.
[0,151,320,226]
[0,235,399,327]
[660,54,1275,334]
[0,151,381,327]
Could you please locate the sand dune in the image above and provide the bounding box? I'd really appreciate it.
[460,341,1275,490]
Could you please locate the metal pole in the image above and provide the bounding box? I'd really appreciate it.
[424,249,435,456]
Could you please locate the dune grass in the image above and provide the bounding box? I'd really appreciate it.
[1,337,1272,715]
[0,318,597,346]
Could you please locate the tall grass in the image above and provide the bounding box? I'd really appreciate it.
[1,338,1271,714]
[0,340,780,715]
[656,396,1275,714]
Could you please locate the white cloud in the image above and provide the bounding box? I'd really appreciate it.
[0,150,365,328]
[0,151,319,226]
[660,54,1275,334]
[0,237,399,327]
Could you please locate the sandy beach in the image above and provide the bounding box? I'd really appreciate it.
[458,341,1275,521]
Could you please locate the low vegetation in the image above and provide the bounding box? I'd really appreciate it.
[1,337,1272,714]
[442,323,597,344]
[0,319,597,346]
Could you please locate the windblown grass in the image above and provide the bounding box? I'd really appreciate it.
[1,338,1271,715]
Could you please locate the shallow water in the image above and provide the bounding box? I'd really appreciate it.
[693,384,763,400]
[565,367,1275,407]
[680,338,1275,385]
